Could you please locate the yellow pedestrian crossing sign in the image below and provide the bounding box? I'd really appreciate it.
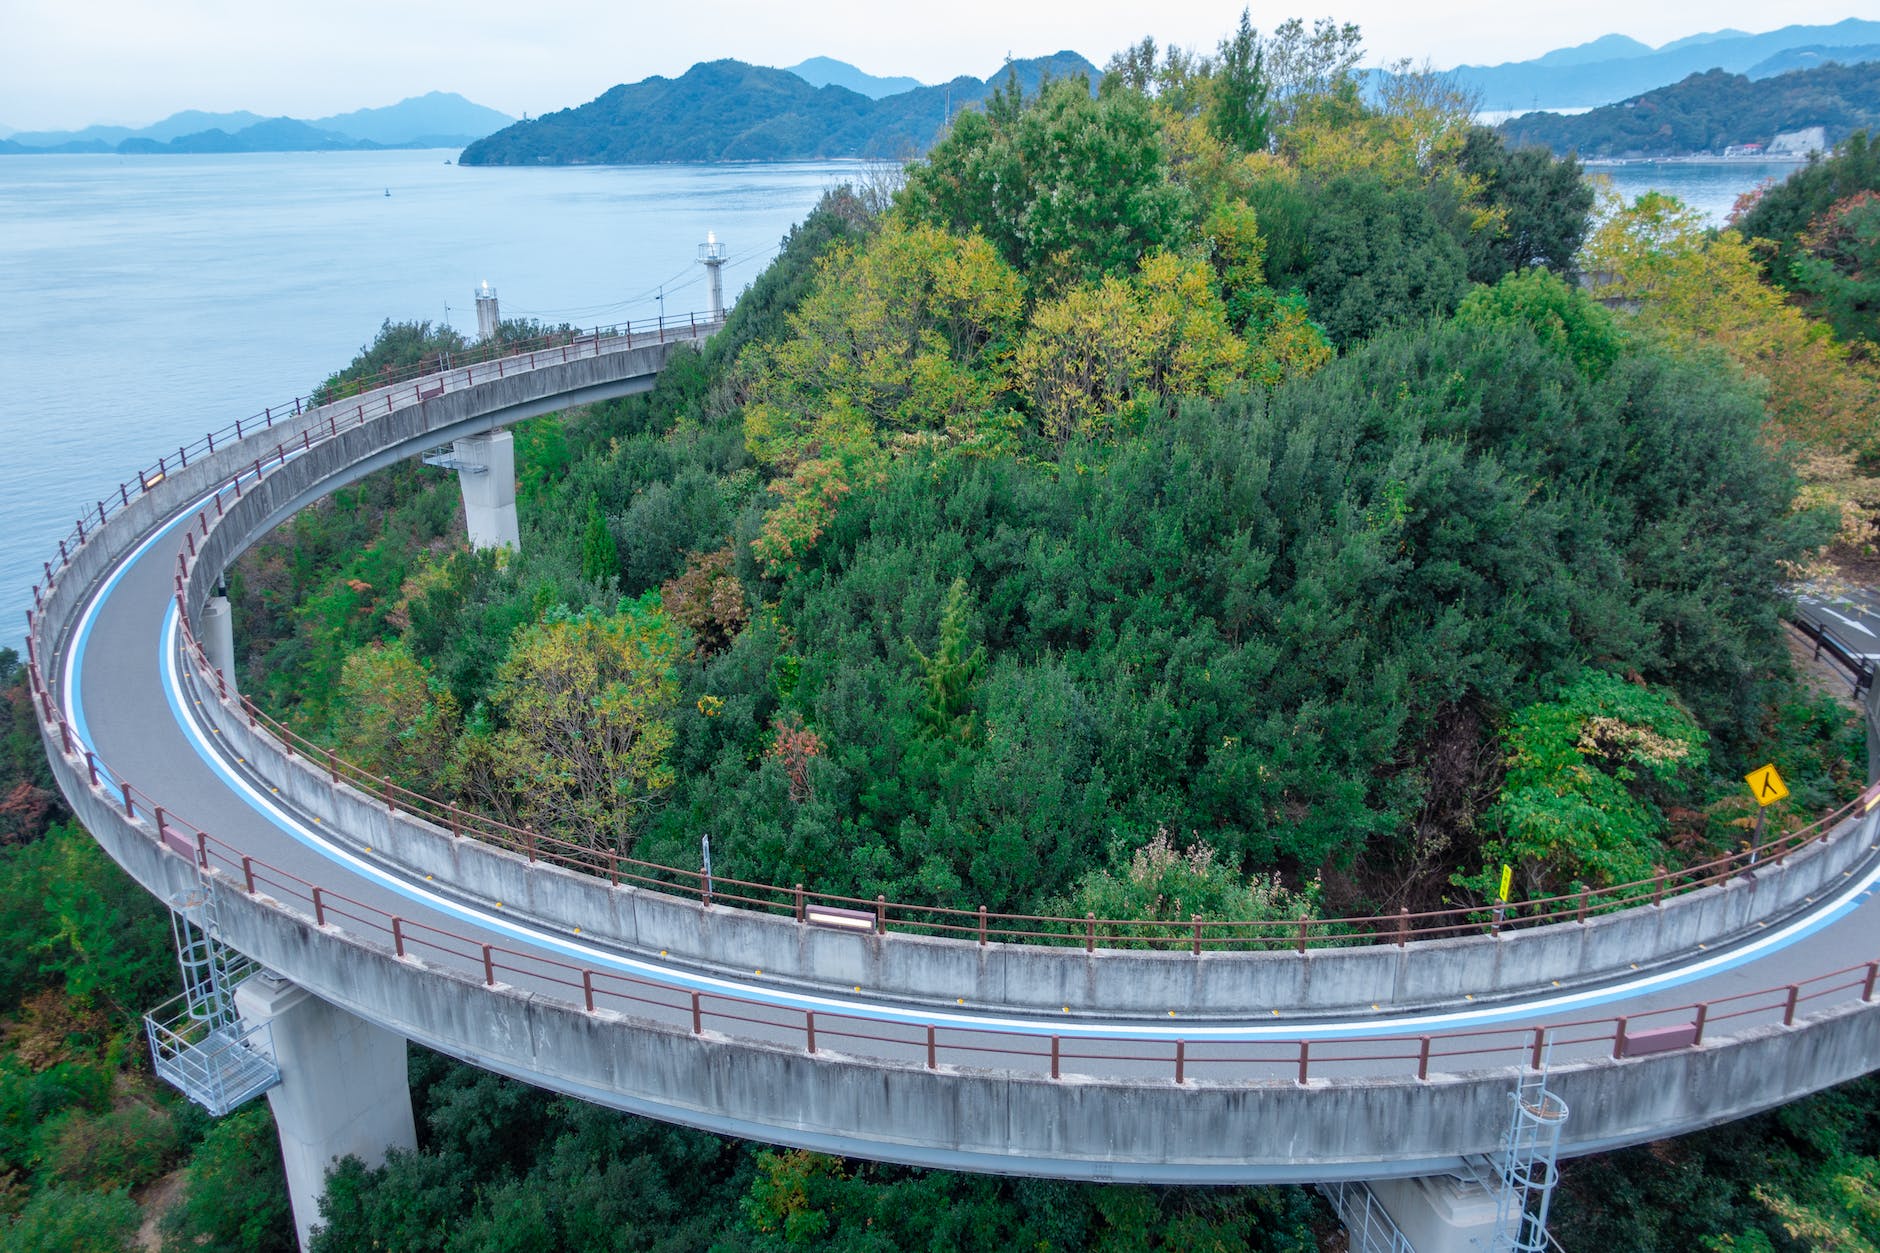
[1745,764,1789,807]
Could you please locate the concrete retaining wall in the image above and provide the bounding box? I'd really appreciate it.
[185,676,1880,1019]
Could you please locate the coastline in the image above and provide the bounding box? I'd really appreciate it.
[1583,153,1815,167]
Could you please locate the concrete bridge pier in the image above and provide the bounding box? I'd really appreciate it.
[1361,1175,1503,1250]
[201,591,236,692]
[235,973,417,1251]
[451,431,519,551]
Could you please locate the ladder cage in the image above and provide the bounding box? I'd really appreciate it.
[1488,1051,1569,1252]
[145,886,279,1115]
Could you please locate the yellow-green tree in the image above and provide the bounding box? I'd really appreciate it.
[331,641,460,798]
[1012,251,1248,443]
[743,221,1025,571]
[1468,672,1707,898]
[900,76,1190,289]
[1580,184,1880,570]
[1579,185,1880,456]
[483,600,679,852]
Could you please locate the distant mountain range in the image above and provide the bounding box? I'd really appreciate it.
[458,53,1098,166]
[1453,18,1880,110]
[0,92,513,155]
[783,58,924,100]
[1497,59,1880,159]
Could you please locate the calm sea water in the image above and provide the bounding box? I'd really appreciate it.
[1593,159,1805,227]
[0,150,866,644]
[0,148,1791,648]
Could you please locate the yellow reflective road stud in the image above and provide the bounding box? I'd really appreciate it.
[1744,764,1789,807]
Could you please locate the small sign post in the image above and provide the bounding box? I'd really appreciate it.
[1492,862,1512,932]
[701,832,714,905]
[1743,764,1789,866]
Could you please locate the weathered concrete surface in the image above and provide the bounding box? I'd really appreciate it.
[122,332,1878,1021]
[201,595,235,687]
[235,975,416,1252]
[36,738,1880,1182]
[1369,1176,1502,1251]
[452,431,518,551]
[30,334,1880,1185]
[195,639,1880,1018]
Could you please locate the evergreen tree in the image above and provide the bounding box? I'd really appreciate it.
[1207,10,1271,154]
[906,577,986,742]
[579,502,618,586]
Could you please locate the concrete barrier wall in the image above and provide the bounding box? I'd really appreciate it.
[192,690,1880,1018]
[137,351,1880,1016]
[31,340,1880,1179]
[38,730,1880,1181]
[33,337,1878,1018]
[37,337,682,683]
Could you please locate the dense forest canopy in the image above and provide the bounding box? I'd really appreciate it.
[6,11,1880,1251]
[1737,129,1880,349]
[232,13,1868,931]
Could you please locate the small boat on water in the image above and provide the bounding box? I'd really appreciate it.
[384,188,391,197]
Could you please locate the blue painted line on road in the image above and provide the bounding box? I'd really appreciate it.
[64,433,1880,1044]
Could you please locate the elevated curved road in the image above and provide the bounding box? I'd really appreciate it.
[26,322,1880,1187]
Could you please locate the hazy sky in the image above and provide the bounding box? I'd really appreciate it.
[1,0,1868,130]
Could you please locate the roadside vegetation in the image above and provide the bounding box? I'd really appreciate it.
[2,10,1876,1250]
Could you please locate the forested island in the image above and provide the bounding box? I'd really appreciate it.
[1498,58,1880,158]
[1450,17,1880,112]
[5,11,1880,1251]
[457,53,1097,165]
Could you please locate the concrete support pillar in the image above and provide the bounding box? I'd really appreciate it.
[202,593,236,692]
[453,431,519,552]
[235,974,417,1252]
[1364,1175,1504,1251]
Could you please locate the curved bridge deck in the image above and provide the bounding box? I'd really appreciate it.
[25,319,1880,1183]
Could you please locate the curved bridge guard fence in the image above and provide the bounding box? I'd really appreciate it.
[22,319,1880,1180]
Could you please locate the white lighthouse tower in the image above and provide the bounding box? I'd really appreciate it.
[697,232,727,321]
[474,281,500,341]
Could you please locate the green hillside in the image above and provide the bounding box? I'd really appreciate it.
[1499,59,1880,158]
[457,53,1098,165]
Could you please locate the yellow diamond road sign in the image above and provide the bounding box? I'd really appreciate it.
[1745,764,1789,807]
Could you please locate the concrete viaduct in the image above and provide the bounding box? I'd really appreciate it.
[23,315,1880,1251]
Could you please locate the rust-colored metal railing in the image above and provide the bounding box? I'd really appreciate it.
[25,316,1880,975]
[34,689,1880,1084]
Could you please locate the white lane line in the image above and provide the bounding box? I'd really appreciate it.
[1817,608,1878,638]
[65,473,264,754]
[69,426,1880,1045]
[158,581,1880,1040]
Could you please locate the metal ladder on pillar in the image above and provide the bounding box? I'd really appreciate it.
[143,882,281,1116]
[1469,1044,1569,1252]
